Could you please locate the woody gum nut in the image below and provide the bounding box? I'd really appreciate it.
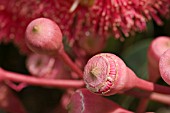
[159,49,170,85]
[83,53,130,96]
[25,18,63,55]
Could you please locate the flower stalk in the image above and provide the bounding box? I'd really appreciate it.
[0,68,84,89]
[25,18,83,78]
[137,36,170,113]
[83,53,170,96]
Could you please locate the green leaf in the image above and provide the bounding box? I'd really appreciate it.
[121,39,152,79]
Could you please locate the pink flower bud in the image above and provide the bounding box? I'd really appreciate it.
[148,36,170,82]
[26,53,71,79]
[26,54,55,77]
[159,49,170,85]
[83,53,136,96]
[84,53,170,96]
[25,18,63,56]
[148,36,170,65]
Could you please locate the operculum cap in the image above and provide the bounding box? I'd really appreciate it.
[83,53,131,96]
[25,18,63,56]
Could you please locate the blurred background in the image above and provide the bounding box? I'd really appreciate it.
[0,1,170,113]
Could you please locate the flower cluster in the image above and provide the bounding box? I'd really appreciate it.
[0,1,170,113]
[0,0,170,53]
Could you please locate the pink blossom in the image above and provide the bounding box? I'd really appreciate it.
[89,0,170,40]
[0,0,88,53]
[0,0,170,53]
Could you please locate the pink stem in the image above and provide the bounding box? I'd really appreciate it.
[0,68,84,89]
[136,64,158,113]
[125,90,170,106]
[129,68,169,113]
[135,77,170,94]
[127,68,170,94]
[150,93,170,105]
[5,81,27,92]
[57,50,83,78]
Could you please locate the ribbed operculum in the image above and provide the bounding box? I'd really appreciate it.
[83,53,121,95]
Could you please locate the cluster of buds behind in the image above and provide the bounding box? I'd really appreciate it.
[0,0,170,53]
[0,0,170,113]
[0,17,170,113]
[25,18,170,113]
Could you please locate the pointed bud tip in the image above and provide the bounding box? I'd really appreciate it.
[25,18,63,56]
[32,26,39,33]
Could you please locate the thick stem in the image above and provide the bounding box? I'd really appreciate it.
[0,68,84,89]
[150,93,170,105]
[125,90,170,105]
[147,36,170,82]
[83,53,170,96]
[135,77,170,94]
[126,67,170,94]
[136,36,170,113]
[138,42,170,113]
[57,50,83,78]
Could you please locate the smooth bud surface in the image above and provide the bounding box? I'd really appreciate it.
[148,36,170,65]
[148,36,170,82]
[25,18,63,56]
[159,49,170,85]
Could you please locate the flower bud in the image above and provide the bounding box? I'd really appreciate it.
[148,36,170,82]
[26,53,71,79]
[83,53,136,96]
[26,54,55,77]
[159,49,170,85]
[25,18,63,56]
[148,36,170,65]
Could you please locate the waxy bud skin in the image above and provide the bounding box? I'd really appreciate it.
[83,53,136,96]
[147,36,170,82]
[25,18,63,56]
[148,36,170,65]
[159,49,170,85]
